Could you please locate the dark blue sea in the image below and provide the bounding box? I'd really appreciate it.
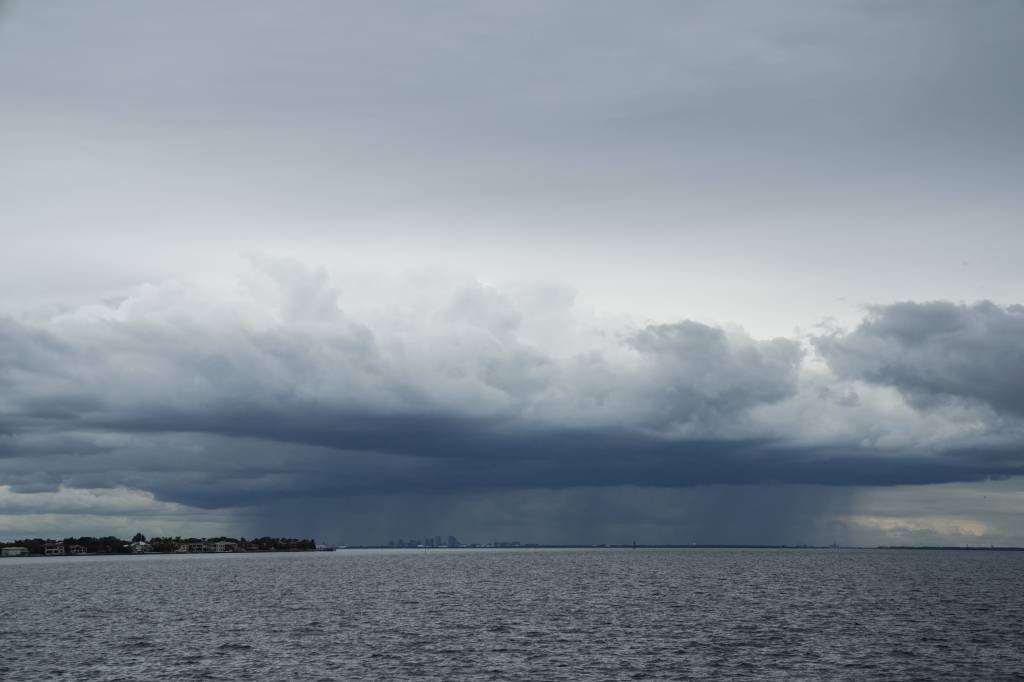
[2,548,1022,680]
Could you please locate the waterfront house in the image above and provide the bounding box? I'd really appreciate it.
[68,544,88,556]
[131,541,153,554]
[1,547,29,557]
[44,542,65,556]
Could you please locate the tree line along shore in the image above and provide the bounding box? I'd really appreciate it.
[0,534,318,557]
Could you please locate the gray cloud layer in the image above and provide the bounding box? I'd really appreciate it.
[2,263,1023,527]
[3,1,1023,341]
[3,2,1023,540]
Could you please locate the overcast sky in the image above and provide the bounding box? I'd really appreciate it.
[2,1,1023,545]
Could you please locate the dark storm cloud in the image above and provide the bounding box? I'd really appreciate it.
[817,301,1024,417]
[3,415,1021,515]
[2,266,1023,515]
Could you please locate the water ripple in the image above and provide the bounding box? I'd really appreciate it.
[1,549,1023,680]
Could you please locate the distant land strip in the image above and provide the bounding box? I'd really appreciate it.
[4,538,1023,558]
[0,535,320,557]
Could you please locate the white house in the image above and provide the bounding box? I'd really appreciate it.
[44,542,65,556]
[1,547,29,557]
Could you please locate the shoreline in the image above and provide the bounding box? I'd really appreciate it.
[6,544,1024,558]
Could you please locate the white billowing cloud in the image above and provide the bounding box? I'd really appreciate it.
[3,256,803,433]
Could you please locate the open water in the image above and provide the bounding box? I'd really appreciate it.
[1,548,1022,680]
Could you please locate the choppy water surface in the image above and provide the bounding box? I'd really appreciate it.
[1,548,1022,680]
